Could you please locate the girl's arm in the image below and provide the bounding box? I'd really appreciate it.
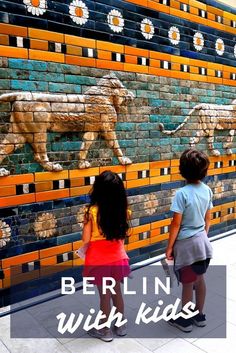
[166,212,182,260]
[82,215,92,244]
[205,210,211,235]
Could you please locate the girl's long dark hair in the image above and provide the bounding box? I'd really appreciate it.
[86,170,129,240]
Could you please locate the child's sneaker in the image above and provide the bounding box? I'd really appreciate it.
[192,313,206,327]
[88,328,113,342]
[168,317,193,332]
[114,322,127,336]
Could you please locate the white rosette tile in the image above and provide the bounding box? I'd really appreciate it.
[193,32,204,51]
[168,26,180,45]
[69,0,89,26]
[34,213,57,239]
[107,9,124,33]
[141,18,155,40]
[215,38,225,56]
[23,0,47,16]
[0,221,11,248]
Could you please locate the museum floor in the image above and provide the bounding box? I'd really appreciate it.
[0,233,236,353]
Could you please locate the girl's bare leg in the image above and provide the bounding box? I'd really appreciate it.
[194,275,206,314]
[111,281,127,336]
[111,281,124,316]
[97,285,112,323]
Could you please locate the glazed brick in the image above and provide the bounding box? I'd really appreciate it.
[116,122,136,131]
[0,68,8,78]
[8,58,48,71]
[10,79,48,91]
[29,71,65,83]
[48,82,82,93]
[64,75,97,85]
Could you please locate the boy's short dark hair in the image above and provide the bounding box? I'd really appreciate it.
[179,149,210,182]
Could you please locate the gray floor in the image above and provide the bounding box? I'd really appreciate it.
[0,233,236,353]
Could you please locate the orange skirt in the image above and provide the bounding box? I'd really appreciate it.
[84,239,129,266]
[83,239,130,284]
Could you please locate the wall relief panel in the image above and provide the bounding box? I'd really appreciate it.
[0,74,134,176]
[159,102,236,156]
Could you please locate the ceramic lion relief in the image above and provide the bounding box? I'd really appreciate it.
[159,102,236,156]
[0,74,134,176]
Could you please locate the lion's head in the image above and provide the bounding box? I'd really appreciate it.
[98,74,135,108]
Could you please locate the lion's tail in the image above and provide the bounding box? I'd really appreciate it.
[159,105,202,135]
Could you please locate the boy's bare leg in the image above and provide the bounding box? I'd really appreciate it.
[182,282,194,310]
[194,275,206,314]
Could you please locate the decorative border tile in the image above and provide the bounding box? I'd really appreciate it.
[0,199,235,288]
[1,0,236,67]
[22,260,40,273]
[1,25,236,85]
[0,154,235,207]
[57,252,74,264]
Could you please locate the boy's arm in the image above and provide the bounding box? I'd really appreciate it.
[205,209,211,235]
[82,215,92,244]
[166,212,182,260]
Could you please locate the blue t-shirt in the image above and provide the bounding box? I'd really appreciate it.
[170,182,213,240]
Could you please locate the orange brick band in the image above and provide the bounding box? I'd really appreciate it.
[0,24,236,87]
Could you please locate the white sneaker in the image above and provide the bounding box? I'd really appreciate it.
[88,328,113,342]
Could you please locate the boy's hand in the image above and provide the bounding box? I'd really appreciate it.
[166,246,174,260]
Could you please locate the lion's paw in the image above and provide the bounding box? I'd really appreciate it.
[189,138,196,147]
[79,160,91,169]
[52,163,63,171]
[42,162,63,171]
[212,149,221,156]
[120,157,132,165]
[0,168,10,177]
[226,148,233,155]
[159,123,164,132]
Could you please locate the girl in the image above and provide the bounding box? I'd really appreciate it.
[82,170,131,342]
[166,149,213,332]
